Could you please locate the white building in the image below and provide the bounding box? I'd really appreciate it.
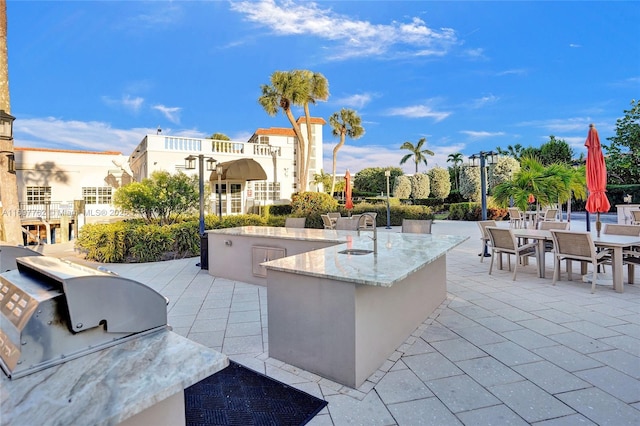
[129,117,325,216]
[7,117,325,243]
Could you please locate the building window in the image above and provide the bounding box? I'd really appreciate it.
[259,136,269,144]
[82,187,113,204]
[230,184,243,213]
[26,187,51,204]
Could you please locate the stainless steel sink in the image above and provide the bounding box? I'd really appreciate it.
[338,249,373,255]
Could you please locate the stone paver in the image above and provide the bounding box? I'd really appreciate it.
[43,220,640,425]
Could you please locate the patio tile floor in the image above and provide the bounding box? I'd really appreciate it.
[43,220,640,425]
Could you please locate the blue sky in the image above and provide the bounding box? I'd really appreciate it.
[7,0,639,174]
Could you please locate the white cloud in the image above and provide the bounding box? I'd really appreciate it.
[230,0,459,60]
[333,93,374,109]
[518,117,591,133]
[460,130,505,139]
[101,94,144,113]
[322,140,465,175]
[14,117,150,153]
[470,94,499,109]
[497,68,527,76]
[385,105,451,122]
[569,43,582,48]
[152,105,182,124]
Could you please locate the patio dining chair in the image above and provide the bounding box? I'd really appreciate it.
[536,221,570,254]
[507,208,525,229]
[477,220,497,262]
[602,223,640,284]
[327,212,341,222]
[321,214,335,229]
[335,217,359,230]
[485,226,538,281]
[285,217,306,228]
[537,208,558,226]
[550,230,610,293]
[631,210,640,225]
[401,219,433,234]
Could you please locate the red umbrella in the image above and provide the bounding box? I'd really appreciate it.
[344,170,353,214]
[584,123,610,237]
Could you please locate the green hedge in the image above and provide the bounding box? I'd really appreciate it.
[448,203,508,221]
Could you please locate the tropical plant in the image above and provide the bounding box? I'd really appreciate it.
[310,169,332,193]
[399,137,434,173]
[209,132,230,140]
[447,152,463,190]
[354,167,403,194]
[489,156,520,188]
[492,157,581,211]
[604,99,640,184]
[410,173,431,199]
[329,108,364,196]
[113,170,198,225]
[459,165,481,202]
[428,167,451,200]
[392,175,412,199]
[258,69,329,192]
[539,136,573,165]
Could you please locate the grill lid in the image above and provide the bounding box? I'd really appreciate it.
[0,256,168,379]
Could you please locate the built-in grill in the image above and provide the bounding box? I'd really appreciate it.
[0,256,168,379]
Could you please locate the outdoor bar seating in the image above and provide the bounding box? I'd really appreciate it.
[401,219,432,234]
[321,214,335,229]
[632,210,640,225]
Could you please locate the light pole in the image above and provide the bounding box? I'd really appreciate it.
[469,151,497,256]
[385,170,391,229]
[185,154,217,269]
[216,162,223,219]
[270,146,279,203]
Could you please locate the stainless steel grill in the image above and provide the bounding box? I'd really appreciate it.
[0,256,168,379]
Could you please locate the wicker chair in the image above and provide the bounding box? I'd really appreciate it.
[507,208,524,229]
[327,212,341,223]
[401,219,432,234]
[549,230,610,293]
[477,220,497,262]
[485,227,538,281]
[285,217,306,228]
[631,210,640,225]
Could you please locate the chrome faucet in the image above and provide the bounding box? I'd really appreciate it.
[357,213,377,254]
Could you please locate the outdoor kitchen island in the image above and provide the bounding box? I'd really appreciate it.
[207,226,467,388]
[1,329,228,426]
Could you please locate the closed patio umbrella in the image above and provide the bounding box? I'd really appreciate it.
[584,124,610,237]
[345,170,353,216]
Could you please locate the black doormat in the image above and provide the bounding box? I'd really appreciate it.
[184,361,328,426]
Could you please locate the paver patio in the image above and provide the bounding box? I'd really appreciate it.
[44,220,640,425]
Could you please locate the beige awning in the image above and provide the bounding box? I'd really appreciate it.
[208,158,267,181]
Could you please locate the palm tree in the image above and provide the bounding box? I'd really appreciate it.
[0,0,21,244]
[492,156,577,211]
[310,169,332,193]
[329,108,364,196]
[399,137,434,173]
[259,70,328,192]
[447,152,463,190]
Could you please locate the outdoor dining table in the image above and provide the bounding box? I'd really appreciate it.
[523,211,539,228]
[512,228,640,293]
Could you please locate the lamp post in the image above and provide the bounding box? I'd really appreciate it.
[216,163,223,219]
[185,154,216,269]
[385,170,392,229]
[270,146,279,203]
[469,151,497,257]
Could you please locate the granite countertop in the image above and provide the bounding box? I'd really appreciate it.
[207,227,468,287]
[1,330,228,426]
